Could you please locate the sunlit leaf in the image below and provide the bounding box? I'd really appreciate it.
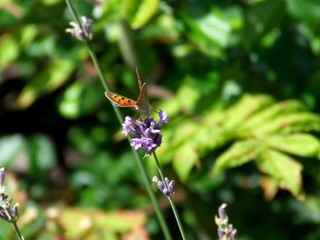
[264,134,320,157]
[223,94,273,130]
[173,143,198,181]
[123,0,160,29]
[59,208,147,238]
[252,112,320,136]
[16,59,75,108]
[210,139,261,177]
[258,149,303,197]
[20,25,38,47]
[58,80,101,119]
[183,8,233,56]
[240,100,306,131]
[176,78,201,111]
[0,35,19,70]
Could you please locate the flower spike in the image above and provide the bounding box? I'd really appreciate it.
[152,176,175,197]
[122,110,169,156]
[66,16,92,41]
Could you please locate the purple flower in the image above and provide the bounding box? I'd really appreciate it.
[215,203,238,240]
[152,176,175,197]
[0,168,4,186]
[0,168,20,223]
[122,110,169,155]
[218,203,227,221]
[66,16,92,41]
[230,229,237,240]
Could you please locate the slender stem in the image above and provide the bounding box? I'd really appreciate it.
[64,1,172,239]
[5,208,24,240]
[131,149,172,240]
[152,152,187,240]
[12,222,24,240]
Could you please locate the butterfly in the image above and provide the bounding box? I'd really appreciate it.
[105,69,152,117]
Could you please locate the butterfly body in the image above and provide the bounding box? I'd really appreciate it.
[105,70,152,117]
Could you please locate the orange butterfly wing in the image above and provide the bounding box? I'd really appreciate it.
[105,69,152,116]
[105,91,138,110]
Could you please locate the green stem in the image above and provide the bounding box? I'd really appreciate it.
[5,208,24,240]
[64,1,172,240]
[12,222,24,240]
[152,152,187,240]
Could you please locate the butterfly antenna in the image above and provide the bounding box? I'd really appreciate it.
[135,67,143,91]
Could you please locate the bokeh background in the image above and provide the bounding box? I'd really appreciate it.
[1,0,320,239]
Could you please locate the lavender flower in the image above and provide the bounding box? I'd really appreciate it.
[215,203,237,240]
[152,176,175,197]
[66,16,92,41]
[0,168,19,223]
[0,168,4,186]
[122,110,169,156]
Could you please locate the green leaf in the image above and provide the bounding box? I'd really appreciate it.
[0,35,19,70]
[176,77,201,111]
[223,94,273,130]
[123,0,160,29]
[264,134,320,157]
[287,0,320,22]
[240,100,306,131]
[16,59,75,108]
[183,7,234,56]
[252,112,320,136]
[58,80,101,119]
[194,126,228,155]
[0,134,25,166]
[210,139,261,176]
[258,149,302,197]
[28,134,57,175]
[244,0,285,45]
[173,143,198,181]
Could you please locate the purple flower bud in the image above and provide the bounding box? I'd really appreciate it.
[81,16,92,37]
[230,229,237,240]
[218,203,227,220]
[122,110,168,155]
[159,110,169,126]
[167,180,175,194]
[152,176,175,197]
[0,210,8,221]
[217,228,225,239]
[66,16,92,41]
[11,203,19,219]
[152,177,165,192]
[0,168,4,186]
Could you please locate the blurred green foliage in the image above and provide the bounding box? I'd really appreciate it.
[1,0,320,239]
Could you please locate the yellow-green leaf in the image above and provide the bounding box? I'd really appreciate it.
[253,113,320,136]
[16,59,75,108]
[0,35,19,70]
[258,149,302,197]
[59,208,147,238]
[210,139,261,176]
[223,94,273,130]
[173,143,198,182]
[264,134,320,157]
[123,0,160,29]
[240,100,306,131]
